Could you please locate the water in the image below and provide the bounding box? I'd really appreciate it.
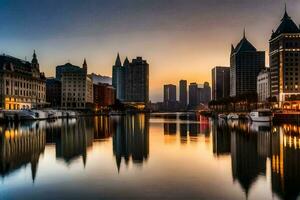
[0,113,299,200]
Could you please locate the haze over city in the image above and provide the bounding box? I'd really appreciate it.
[0,0,299,101]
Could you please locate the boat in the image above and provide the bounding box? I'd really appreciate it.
[218,114,227,120]
[249,109,273,122]
[227,113,239,120]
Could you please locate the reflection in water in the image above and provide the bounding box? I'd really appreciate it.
[0,115,150,182]
[112,115,149,172]
[2,113,300,199]
[0,123,45,182]
[213,120,300,200]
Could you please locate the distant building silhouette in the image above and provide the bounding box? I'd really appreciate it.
[270,7,300,102]
[230,31,265,97]
[212,66,230,100]
[179,80,187,108]
[164,84,176,103]
[93,83,116,110]
[188,82,211,108]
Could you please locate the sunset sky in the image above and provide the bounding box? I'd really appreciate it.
[0,0,299,101]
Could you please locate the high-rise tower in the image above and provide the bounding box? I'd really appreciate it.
[270,6,300,102]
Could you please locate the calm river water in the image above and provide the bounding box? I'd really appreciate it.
[0,113,299,200]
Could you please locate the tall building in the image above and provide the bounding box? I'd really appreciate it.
[0,51,46,109]
[164,84,176,103]
[112,54,149,106]
[46,77,61,108]
[125,57,149,104]
[230,32,265,97]
[257,69,270,102]
[199,82,211,105]
[189,83,199,108]
[212,66,230,100]
[112,53,125,101]
[270,7,300,102]
[59,59,93,109]
[179,80,187,107]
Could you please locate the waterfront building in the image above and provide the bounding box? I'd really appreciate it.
[230,32,265,97]
[112,54,125,101]
[59,59,93,109]
[124,57,149,105]
[112,54,149,108]
[179,80,187,108]
[0,52,46,110]
[270,7,300,102]
[212,66,230,100]
[257,69,270,102]
[93,83,116,110]
[46,77,61,108]
[164,84,176,103]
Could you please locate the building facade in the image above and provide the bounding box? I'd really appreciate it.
[199,82,211,105]
[59,59,93,109]
[46,77,61,108]
[93,83,116,110]
[270,8,300,102]
[179,80,187,108]
[257,69,271,102]
[164,84,176,103]
[230,33,265,97]
[212,66,230,100]
[0,52,46,110]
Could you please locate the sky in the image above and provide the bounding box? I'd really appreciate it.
[0,0,299,102]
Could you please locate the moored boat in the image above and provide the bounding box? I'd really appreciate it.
[249,109,273,122]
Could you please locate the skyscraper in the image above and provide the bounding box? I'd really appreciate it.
[112,54,149,106]
[164,84,176,103]
[112,53,125,101]
[270,7,300,102]
[212,66,230,100]
[230,31,265,97]
[189,83,198,108]
[179,80,187,107]
[125,57,149,104]
[200,82,212,105]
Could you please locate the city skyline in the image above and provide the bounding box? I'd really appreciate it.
[1,0,300,101]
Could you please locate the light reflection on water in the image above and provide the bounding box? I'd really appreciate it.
[0,113,299,199]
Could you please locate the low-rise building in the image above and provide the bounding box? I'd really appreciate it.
[257,69,270,102]
[0,52,46,110]
[93,83,116,110]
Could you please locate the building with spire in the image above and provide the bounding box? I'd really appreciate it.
[230,31,265,97]
[112,54,149,108]
[0,51,46,109]
[57,59,93,109]
[112,53,125,101]
[270,5,300,103]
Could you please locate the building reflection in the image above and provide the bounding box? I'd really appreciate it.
[0,122,46,182]
[270,125,300,200]
[94,116,114,140]
[112,114,149,172]
[215,120,300,199]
